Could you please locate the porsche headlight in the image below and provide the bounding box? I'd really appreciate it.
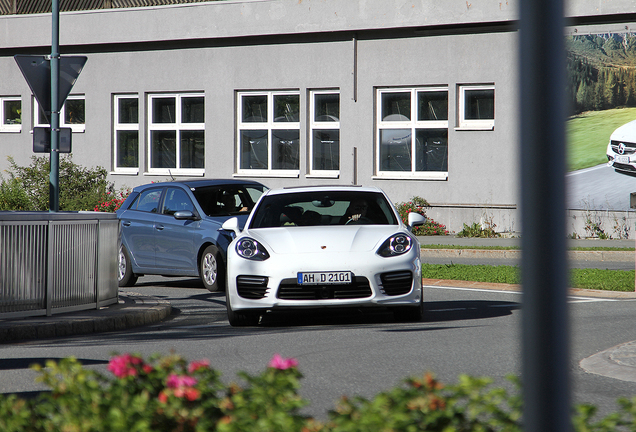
[377,233,413,257]
[236,237,270,261]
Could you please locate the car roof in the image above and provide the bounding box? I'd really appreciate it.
[262,185,385,196]
[132,178,266,192]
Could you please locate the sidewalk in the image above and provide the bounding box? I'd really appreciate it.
[0,292,171,344]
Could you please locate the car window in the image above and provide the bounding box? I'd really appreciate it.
[131,189,162,213]
[192,184,267,217]
[161,188,195,215]
[249,191,398,228]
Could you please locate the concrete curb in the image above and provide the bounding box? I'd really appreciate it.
[420,248,635,262]
[0,292,171,344]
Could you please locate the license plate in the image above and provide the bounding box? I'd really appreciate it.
[616,155,630,164]
[297,271,352,285]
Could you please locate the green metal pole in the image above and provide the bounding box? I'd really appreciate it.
[50,0,60,212]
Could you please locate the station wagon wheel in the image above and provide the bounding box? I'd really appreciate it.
[118,245,138,287]
[200,245,224,292]
[226,292,260,327]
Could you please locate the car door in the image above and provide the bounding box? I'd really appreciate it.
[154,187,198,271]
[119,187,164,269]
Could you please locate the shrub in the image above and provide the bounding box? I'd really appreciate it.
[94,188,131,212]
[0,155,124,211]
[2,352,636,431]
[395,196,449,236]
[457,222,501,238]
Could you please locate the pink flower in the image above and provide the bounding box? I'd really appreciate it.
[268,353,299,370]
[166,374,198,389]
[108,353,143,378]
[188,359,210,373]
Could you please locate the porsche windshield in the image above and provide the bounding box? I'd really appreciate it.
[249,191,398,228]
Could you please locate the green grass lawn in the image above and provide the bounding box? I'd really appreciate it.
[567,107,636,171]
[422,263,636,292]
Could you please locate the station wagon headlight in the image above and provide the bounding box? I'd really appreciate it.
[377,233,413,257]
[236,237,270,261]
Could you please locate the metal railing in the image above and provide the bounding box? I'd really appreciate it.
[0,211,118,319]
[0,0,218,15]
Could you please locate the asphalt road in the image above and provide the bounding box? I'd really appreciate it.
[0,276,635,421]
[567,163,636,210]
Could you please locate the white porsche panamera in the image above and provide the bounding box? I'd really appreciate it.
[221,186,426,326]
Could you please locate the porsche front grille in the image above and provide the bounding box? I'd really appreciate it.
[236,275,269,299]
[277,276,372,300]
[380,271,413,295]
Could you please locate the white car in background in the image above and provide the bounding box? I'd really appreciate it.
[607,119,636,176]
[221,185,426,326]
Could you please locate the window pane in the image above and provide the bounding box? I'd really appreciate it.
[312,129,339,170]
[418,91,448,121]
[3,100,21,125]
[162,188,194,215]
[272,129,299,169]
[314,93,339,122]
[381,92,410,121]
[151,130,176,168]
[117,131,139,168]
[274,95,299,122]
[180,130,205,168]
[379,129,411,171]
[118,98,138,124]
[135,189,162,213]
[465,89,494,120]
[182,97,204,123]
[153,97,176,123]
[242,95,267,122]
[240,130,268,169]
[415,129,448,172]
[64,99,85,124]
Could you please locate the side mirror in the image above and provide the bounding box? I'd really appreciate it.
[221,217,241,236]
[174,210,198,220]
[407,212,426,228]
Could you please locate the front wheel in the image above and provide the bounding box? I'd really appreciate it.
[393,296,423,322]
[118,245,138,287]
[226,292,260,327]
[200,245,224,292]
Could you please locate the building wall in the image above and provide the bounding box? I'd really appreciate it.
[1,0,634,232]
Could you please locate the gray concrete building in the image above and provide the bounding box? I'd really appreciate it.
[0,0,633,233]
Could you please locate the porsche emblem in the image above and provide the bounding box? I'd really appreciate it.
[321,246,327,249]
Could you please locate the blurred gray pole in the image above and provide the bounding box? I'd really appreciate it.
[50,0,60,212]
[519,0,570,431]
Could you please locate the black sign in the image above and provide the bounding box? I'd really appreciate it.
[33,127,72,153]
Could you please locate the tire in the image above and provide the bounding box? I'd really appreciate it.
[118,245,138,287]
[200,245,224,292]
[226,292,260,327]
[393,296,423,322]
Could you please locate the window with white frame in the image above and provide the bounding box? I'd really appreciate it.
[34,94,86,133]
[0,97,21,132]
[457,84,495,130]
[237,91,300,175]
[113,94,139,173]
[309,90,340,176]
[376,87,448,179]
[147,93,204,175]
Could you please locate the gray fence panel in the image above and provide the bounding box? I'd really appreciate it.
[0,212,118,319]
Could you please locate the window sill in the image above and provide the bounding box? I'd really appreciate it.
[306,172,340,179]
[145,169,205,177]
[110,169,139,176]
[234,171,300,179]
[454,125,494,131]
[0,128,21,133]
[373,172,448,181]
